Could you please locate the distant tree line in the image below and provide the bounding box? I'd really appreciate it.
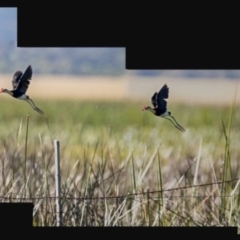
[0,43,240,78]
[0,43,126,76]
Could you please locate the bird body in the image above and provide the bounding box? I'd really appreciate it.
[0,65,44,115]
[142,84,185,132]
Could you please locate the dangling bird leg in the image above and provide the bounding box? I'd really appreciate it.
[165,117,185,132]
[169,115,185,132]
[25,99,44,114]
[29,99,44,114]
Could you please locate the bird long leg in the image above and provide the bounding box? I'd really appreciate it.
[24,99,44,115]
[170,115,185,132]
[165,117,185,132]
[29,99,44,114]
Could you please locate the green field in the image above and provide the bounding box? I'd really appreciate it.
[0,98,240,226]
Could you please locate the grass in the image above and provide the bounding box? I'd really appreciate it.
[0,97,240,226]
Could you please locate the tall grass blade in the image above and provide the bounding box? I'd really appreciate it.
[157,149,163,226]
[220,82,237,223]
[24,115,30,195]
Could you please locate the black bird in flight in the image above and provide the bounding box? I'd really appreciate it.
[0,65,44,114]
[142,84,185,132]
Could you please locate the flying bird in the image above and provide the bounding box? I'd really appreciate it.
[0,65,44,114]
[142,84,185,132]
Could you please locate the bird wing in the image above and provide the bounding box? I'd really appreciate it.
[156,84,169,110]
[15,65,32,94]
[12,71,23,90]
[151,92,158,107]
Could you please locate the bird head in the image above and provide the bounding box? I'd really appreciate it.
[142,105,150,111]
[0,88,6,93]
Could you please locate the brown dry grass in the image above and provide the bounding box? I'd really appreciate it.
[0,74,239,105]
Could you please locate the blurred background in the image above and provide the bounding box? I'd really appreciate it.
[1,8,240,228]
[0,7,239,105]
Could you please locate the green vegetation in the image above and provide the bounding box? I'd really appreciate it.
[0,98,240,226]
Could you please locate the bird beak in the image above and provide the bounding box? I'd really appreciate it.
[142,106,147,111]
[0,88,4,93]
